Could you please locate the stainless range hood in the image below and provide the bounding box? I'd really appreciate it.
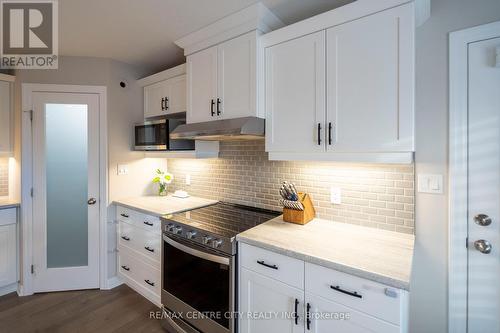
[170,117,265,141]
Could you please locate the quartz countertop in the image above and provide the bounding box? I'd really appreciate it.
[113,195,218,217]
[0,198,20,210]
[236,216,414,290]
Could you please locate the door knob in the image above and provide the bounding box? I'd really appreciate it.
[88,198,97,205]
[474,239,492,254]
[474,214,492,226]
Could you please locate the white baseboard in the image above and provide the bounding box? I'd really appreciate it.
[0,283,18,297]
[104,276,123,290]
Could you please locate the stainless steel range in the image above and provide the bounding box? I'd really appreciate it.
[160,202,280,333]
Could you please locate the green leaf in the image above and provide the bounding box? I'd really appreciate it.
[152,176,160,183]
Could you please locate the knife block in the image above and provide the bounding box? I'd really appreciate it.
[283,192,316,225]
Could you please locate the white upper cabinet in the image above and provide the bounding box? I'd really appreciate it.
[262,1,416,163]
[265,31,325,153]
[326,4,414,153]
[186,46,218,123]
[144,74,187,118]
[186,31,260,124]
[0,75,14,156]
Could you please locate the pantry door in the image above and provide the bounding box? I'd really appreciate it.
[32,92,100,292]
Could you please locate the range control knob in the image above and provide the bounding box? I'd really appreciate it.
[213,239,223,248]
[173,226,183,235]
[202,236,212,245]
[166,223,175,232]
[186,231,197,239]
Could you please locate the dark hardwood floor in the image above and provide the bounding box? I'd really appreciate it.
[0,284,165,333]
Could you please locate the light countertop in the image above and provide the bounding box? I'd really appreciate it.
[0,198,20,210]
[113,195,218,217]
[237,216,414,290]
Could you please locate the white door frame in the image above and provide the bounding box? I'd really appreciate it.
[20,84,108,296]
[448,20,500,332]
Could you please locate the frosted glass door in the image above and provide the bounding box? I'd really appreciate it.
[32,92,100,292]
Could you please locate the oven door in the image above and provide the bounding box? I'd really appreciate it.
[134,120,167,150]
[162,234,234,333]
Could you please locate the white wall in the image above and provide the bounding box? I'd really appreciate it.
[411,0,500,332]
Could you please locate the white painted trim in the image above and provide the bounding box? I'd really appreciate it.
[137,64,186,87]
[261,0,413,48]
[0,282,18,297]
[269,152,414,164]
[448,20,500,333]
[20,84,108,296]
[105,276,123,290]
[175,2,283,56]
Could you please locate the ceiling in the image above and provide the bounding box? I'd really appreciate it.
[59,0,354,75]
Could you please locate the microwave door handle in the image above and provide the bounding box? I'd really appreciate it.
[163,234,230,266]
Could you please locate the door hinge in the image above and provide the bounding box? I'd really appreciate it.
[466,237,469,248]
[30,188,33,198]
[31,265,34,274]
[29,110,33,121]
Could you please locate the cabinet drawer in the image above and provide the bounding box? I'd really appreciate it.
[0,208,16,226]
[116,206,161,234]
[305,262,403,325]
[118,222,161,264]
[240,243,304,289]
[118,249,161,296]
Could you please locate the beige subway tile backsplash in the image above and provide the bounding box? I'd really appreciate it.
[0,158,9,196]
[167,141,415,234]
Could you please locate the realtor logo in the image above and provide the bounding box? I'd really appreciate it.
[1,0,58,69]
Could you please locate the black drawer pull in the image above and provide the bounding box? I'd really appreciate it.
[144,246,155,253]
[330,285,362,299]
[143,221,154,226]
[257,260,278,270]
[120,213,129,218]
[216,98,221,115]
[144,279,155,287]
[317,123,322,145]
[306,303,311,330]
[211,99,215,116]
[121,265,130,271]
[328,122,332,145]
[121,236,130,241]
[161,97,165,111]
[294,298,299,325]
[165,97,169,110]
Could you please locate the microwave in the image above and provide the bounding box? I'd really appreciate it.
[134,118,195,151]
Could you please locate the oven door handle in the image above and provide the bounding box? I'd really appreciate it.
[163,234,230,266]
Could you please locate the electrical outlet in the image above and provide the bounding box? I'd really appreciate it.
[117,164,129,176]
[330,187,342,204]
[186,174,191,185]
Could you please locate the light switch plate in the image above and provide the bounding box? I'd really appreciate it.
[418,174,443,194]
[330,187,342,204]
[117,164,129,176]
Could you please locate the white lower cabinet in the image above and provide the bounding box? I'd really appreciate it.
[0,208,17,292]
[116,205,161,306]
[239,243,408,333]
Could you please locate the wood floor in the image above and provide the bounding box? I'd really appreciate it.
[0,284,165,333]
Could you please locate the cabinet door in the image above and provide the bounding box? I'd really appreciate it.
[0,224,16,287]
[306,293,400,333]
[167,75,187,114]
[0,81,12,154]
[144,80,169,118]
[326,4,414,152]
[240,268,304,333]
[265,31,326,153]
[187,46,218,123]
[218,32,256,120]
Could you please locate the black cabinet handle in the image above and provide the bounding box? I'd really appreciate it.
[121,236,130,241]
[328,122,332,145]
[306,303,311,330]
[144,246,155,253]
[144,279,155,287]
[143,221,153,226]
[211,99,215,116]
[294,298,299,325]
[161,97,165,111]
[120,213,129,218]
[216,98,221,115]
[165,97,169,110]
[257,260,278,270]
[330,285,362,299]
[121,265,130,271]
[317,123,322,145]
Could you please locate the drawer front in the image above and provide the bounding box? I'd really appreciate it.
[0,208,16,226]
[240,243,304,289]
[116,205,161,234]
[305,262,402,325]
[118,222,161,264]
[118,250,161,296]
